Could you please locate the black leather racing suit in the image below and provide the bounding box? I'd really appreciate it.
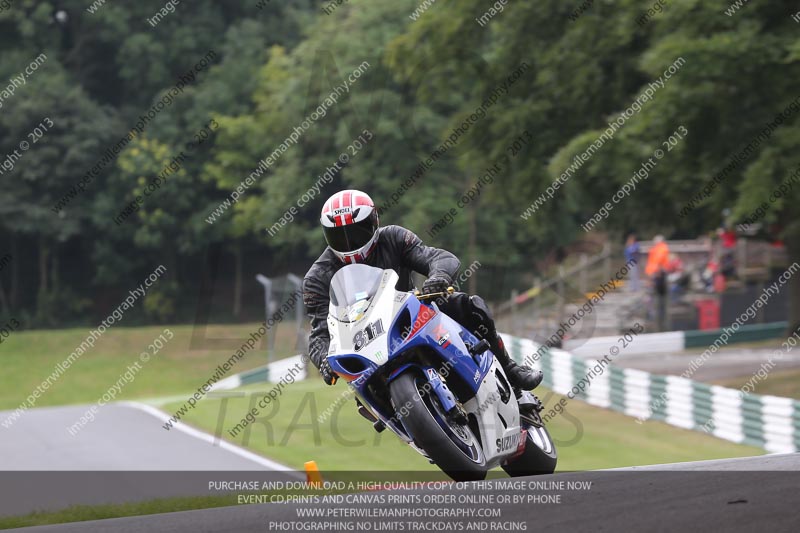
[302,225,502,372]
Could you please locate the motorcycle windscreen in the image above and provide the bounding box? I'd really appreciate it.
[329,264,385,323]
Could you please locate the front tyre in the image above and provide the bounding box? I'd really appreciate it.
[389,371,487,482]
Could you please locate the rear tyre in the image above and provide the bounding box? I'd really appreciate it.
[502,412,557,476]
[389,371,487,481]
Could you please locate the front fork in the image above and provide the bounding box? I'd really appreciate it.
[389,364,466,424]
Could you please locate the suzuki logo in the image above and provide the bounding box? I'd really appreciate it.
[496,433,520,453]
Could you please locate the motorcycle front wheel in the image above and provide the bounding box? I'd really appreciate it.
[389,371,487,482]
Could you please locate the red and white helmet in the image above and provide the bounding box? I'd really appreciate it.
[321,190,380,264]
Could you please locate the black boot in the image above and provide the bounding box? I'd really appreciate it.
[490,335,543,392]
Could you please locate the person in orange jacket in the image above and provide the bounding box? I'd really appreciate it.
[646,235,670,330]
[645,235,670,277]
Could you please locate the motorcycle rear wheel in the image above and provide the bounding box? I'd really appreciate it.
[501,412,558,476]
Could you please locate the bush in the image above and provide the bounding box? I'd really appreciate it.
[143,281,179,323]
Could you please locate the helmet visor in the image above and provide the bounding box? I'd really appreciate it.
[323,216,377,253]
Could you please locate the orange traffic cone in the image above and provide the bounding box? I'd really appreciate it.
[304,460,323,488]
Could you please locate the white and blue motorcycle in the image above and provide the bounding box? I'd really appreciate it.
[326,264,557,481]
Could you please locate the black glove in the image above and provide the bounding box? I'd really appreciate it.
[422,276,451,295]
[318,358,337,385]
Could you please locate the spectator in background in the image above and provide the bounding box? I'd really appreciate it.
[719,224,737,248]
[701,255,719,293]
[646,235,670,331]
[718,224,737,279]
[666,253,686,302]
[645,235,670,279]
[624,233,641,292]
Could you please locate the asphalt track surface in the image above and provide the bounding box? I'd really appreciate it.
[0,402,299,515]
[0,402,292,471]
[16,454,800,532]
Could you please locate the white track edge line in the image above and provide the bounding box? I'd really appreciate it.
[599,451,794,471]
[121,401,302,476]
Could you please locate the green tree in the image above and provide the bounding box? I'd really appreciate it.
[0,61,117,323]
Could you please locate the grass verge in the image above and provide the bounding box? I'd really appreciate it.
[714,368,800,400]
[0,323,301,410]
[0,495,240,530]
[161,379,764,472]
[0,486,345,530]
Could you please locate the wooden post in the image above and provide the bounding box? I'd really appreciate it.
[580,254,588,295]
[557,265,565,327]
[766,243,772,275]
[739,238,747,283]
[511,289,519,336]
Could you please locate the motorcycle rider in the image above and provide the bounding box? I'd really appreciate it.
[302,189,542,394]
